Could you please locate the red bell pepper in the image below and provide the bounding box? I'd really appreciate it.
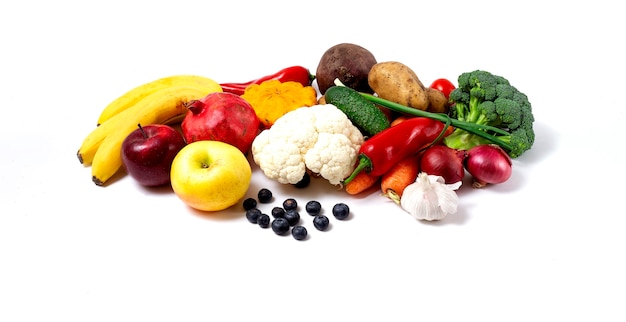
[343,117,448,184]
[220,66,315,95]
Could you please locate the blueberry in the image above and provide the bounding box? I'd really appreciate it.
[283,198,298,211]
[271,206,285,218]
[313,215,330,231]
[245,208,262,223]
[271,217,290,235]
[257,214,271,228]
[332,203,350,220]
[305,200,322,215]
[242,198,257,210]
[291,226,308,240]
[257,188,273,203]
[293,173,310,189]
[284,209,300,226]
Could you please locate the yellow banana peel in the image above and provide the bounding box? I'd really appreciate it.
[96,75,222,126]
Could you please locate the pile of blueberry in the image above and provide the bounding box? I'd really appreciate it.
[243,188,351,241]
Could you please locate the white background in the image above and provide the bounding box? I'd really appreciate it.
[1,1,625,321]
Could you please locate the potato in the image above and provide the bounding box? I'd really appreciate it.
[426,87,450,114]
[315,43,377,94]
[368,61,429,111]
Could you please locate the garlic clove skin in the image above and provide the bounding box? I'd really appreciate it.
[400,172,462,221]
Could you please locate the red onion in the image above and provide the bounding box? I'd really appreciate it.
[465,144,512,188]
[419,145,466,184]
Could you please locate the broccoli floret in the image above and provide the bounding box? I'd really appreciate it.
[495,97,521,129]
[444,70,535,158]
[495,83,515,99]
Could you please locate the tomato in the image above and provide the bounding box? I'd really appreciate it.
[429,78,456,99]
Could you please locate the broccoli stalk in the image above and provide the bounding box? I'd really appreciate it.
[360,70,535,158]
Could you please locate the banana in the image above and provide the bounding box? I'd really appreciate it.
[76,103,134,165]
[78,76,221,166]
[88,85,214,186]
[77,102,135,166]
[77,91,171,166]
[96,75,222,126]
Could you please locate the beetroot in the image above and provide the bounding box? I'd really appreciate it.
[181,92,261,154]
[315,43,377,95]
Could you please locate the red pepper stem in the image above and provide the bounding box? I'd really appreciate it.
[342,155,372,185]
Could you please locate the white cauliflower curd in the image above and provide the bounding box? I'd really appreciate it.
[251,104,364,185]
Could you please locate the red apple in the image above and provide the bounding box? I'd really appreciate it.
[121,124,187,187]
[181,92,261,154]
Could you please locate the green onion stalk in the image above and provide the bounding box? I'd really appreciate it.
[360,93,514,153]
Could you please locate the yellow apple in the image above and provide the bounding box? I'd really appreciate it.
[170,140,251,212]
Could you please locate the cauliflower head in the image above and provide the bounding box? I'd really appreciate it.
[251,104,364,185]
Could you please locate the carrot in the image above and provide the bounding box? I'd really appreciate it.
[344,170,380,195]
[443,125,455,137]
[380,154,420,204]
[390,115,410,127]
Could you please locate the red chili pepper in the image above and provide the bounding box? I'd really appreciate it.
[219,66,315,95]
[343,117,447,184]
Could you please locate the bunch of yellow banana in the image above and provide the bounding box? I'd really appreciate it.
[77,75,222,186]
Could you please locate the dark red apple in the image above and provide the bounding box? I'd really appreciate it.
[181,92,261,154]
[121,124,187,187]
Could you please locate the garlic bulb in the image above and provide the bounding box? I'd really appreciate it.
[400,172,462,221]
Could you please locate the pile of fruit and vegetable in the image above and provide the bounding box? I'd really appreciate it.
[77,43,535,239]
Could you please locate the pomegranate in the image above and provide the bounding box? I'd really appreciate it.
[181,92,261,154]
